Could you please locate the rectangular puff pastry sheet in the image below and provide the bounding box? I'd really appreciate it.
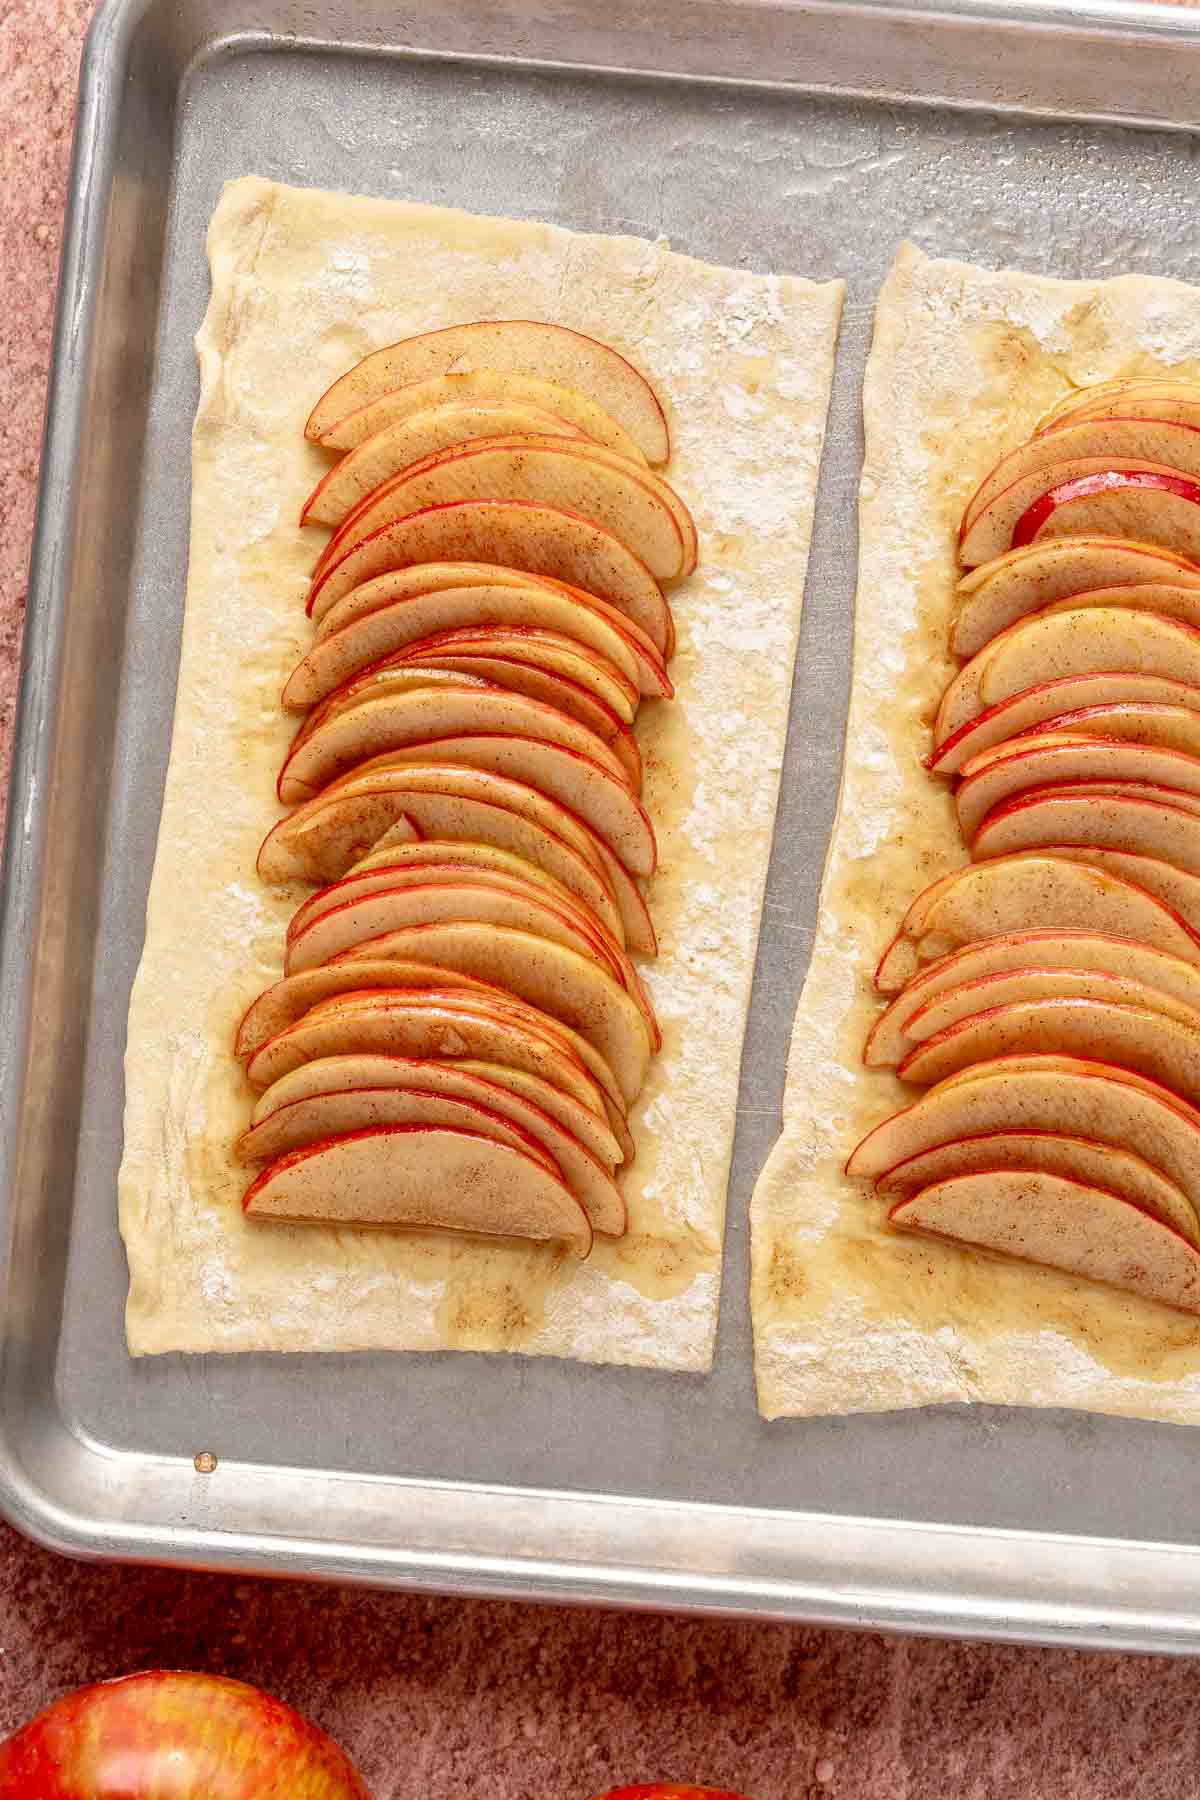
[751,240,1200,1423]
[119,176,844,1362]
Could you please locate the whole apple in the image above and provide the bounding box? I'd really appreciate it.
[590,1787,755,1799]
[0,1670,370,1798]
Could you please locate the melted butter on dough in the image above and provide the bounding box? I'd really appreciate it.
[751,241,1200,1421]
[119,176,844,1363]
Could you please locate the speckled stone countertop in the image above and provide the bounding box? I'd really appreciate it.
[2,3,1199,1795]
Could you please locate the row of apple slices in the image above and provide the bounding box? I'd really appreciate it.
[849,380,1200,1312]
[237,323,686,1247]
[958,377,1200,566]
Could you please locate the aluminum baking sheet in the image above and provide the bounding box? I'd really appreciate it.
[11,0,1200,1647]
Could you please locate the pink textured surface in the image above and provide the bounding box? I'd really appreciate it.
[1,2,1199,1795]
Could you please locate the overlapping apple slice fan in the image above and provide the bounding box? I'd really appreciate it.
[848,377,1200,1314]
[229,322,697,1255]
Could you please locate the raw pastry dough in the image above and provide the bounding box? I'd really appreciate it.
[751,241,1200,1423]
[119,176,844,1362]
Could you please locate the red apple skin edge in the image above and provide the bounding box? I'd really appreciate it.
[1011,468,1200,548]
[590,1788,756,1799]
[0,1670,372,1800]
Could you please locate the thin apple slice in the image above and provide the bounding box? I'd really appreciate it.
[301,402,584,527]
[238,1082,560,1169]
[305,321,669,463]
[389,625,639,720]
[313,440,685,584]
[1004,844,1200,932]
[935,608,1200,749]
[286,878,627,987]
[245,990,603,1108]
[250,1049,622,1168]
[305,984,632,1141]
[1037,584,1200,634]
[257,769,624,938]
[960,459,1187,568]
[333,920,651,1103]
[243,1125,593,1254]
[876,1132,1196,1240]
[1009,470,1200,562]
[963,420,1200,539]
[311,567,672,699]
[287,856,583,943]
[329,432,697,579]
[929,674,1200,775]
[897,997,1200,1101]
[952,538,1200,658]
[340,739,656,877]
[240,1079,624,1236]
[874,855,1200,992]
[289,581,651,710]
[234,960,496,1062]
[847,1060,1200,1211]
[319,370,647,460]
[866,930,1200,1067]
[1037,381,1200,432]
[901,964,1200,1048]
[973,786,1200,874]
[278,684,629,804]
[1012,702,1200,759]
[1049,397,1200,434]
[957,736,1200,840]
[307,503,672,656]
[890,1170,1200,1314]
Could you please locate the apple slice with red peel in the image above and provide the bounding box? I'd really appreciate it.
[304,984,632,1137]
[1012,702,1200,759]
[900,964,1200,1049]
[1036,583,1200,634]
[1008,469,1200,562]
[278,685,630,804]
[1038,381,1200,433]
[301,402,585,527]
[312,439,686,584]
[323,432,697,579]
[846,1059,1200,1209]
[237,1082,562,1171]
[952,538,1200,658]
[389,626,639,720]
[897,997,1200,1101]
[876,1132,1196,1240]
[284,878,626,982]
[338,738,657,877]
[929,674,1200,775]
[935,608,1200,750]
[305,321,670,463]
[245,990,603,1103]
[311,567,672,698]
[973,786,1200,874]
[1004,844,1200,932]
[963,419,1200,541]
[243,1124,593,1253]
[889,1170,1200,1314]
[319,370,647,460]
[287,857,585,944]
[866,930,1200,1068]
[960,459,1187,567]
[453,1056,632,1170]
[308,503,673,656]
[331,920,652,1102]
[251,1051,622,1169]
[956,735,1200,840]
[346,836,579,900]
[257,769,626,942]
[874,855,1200,993]
[289,580,652,710]
[234,960,497,1062]
[1048,397,1200,435]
